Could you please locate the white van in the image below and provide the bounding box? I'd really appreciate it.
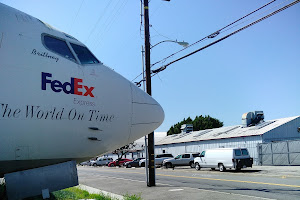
[194,148,253,172]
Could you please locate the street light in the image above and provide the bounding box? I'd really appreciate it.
[140,39,188,182]
[151,40,189,49]
[144,0,181,187]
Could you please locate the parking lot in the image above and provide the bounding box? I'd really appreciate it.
[78,165,300,200]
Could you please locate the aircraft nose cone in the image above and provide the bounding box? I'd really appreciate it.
[129,85,164,142]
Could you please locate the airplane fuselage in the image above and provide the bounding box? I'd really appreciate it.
[0,3,164,177]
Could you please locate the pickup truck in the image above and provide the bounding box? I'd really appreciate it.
[163,153,200,168]
[90,157,113,166]
[139,154,173,167]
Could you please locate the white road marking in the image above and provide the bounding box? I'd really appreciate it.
[190,187,276,200]
[95,175,276,200]
[168,188,184,191]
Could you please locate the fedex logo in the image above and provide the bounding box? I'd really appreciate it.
[41,72,95,97]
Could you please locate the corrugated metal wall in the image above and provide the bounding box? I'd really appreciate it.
[155,136,262,165]
[263,117,300,142]
[258,140,300,165]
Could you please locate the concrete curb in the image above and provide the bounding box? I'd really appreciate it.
[77,184,124,200]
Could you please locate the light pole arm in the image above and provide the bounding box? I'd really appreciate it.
[151,40,189,49]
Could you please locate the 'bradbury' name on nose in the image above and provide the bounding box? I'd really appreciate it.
[41,72,95,97]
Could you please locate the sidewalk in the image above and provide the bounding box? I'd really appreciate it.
[251,165,300,177]
[78,177,266,200]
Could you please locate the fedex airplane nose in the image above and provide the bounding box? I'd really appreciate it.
[129,84,165,142]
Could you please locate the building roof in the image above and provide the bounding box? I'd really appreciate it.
[156,116,300,145]
[134,132,167,150]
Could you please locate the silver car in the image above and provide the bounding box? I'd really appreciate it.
[163,153,200,168]
[90,157,113,166]
[139,154,173,167]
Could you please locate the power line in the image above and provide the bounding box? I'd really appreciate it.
[91,0,123,49]
[150,26,172,40]
[150,0,278,68]
[85,1,113,44]
[132,0,279,82]
[149,0,300,79]
[68,0,85,33]
[93,0,129,50]
[219,0,291,35]
[88,0,123,49]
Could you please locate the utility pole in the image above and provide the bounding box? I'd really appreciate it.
[141,45,149,185]
[143,0,155,187]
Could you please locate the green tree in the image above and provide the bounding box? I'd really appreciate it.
[167,115,223,135]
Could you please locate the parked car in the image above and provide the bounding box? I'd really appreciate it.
[124,158,145,168]
[79,160,92,166]
[90,157,113,166]
[139,154,173,167]
[163,153,200,168]
[194,148,253,172]
[108,158,133,167]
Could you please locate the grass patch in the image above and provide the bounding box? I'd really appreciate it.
[0,182,141,200]
[52,187,115,200]
[124,193,142,200]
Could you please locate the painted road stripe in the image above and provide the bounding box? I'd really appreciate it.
[157,173,300,188]
[92,169,300,188]
[168,188,184,191]
[97,175,275,200]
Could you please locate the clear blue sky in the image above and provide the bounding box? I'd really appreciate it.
[2,0,299,132]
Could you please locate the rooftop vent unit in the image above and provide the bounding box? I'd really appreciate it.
[242,111,264,128]
[181,124,193,133]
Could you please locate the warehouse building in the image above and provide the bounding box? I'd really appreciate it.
[155,112,300,165]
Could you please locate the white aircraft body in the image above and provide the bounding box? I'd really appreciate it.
[0,3,164,178]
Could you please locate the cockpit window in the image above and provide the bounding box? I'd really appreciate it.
[70,43,99,64]
[64,33,78,41]
[44,35,76,62]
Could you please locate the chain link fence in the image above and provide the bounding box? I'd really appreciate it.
[258,140,300,166]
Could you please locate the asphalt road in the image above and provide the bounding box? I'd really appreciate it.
[78,166,300,200]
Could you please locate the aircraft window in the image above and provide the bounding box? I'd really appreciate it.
[44,35,76,62]
[70,43,99,64]
[64,33,78,41]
